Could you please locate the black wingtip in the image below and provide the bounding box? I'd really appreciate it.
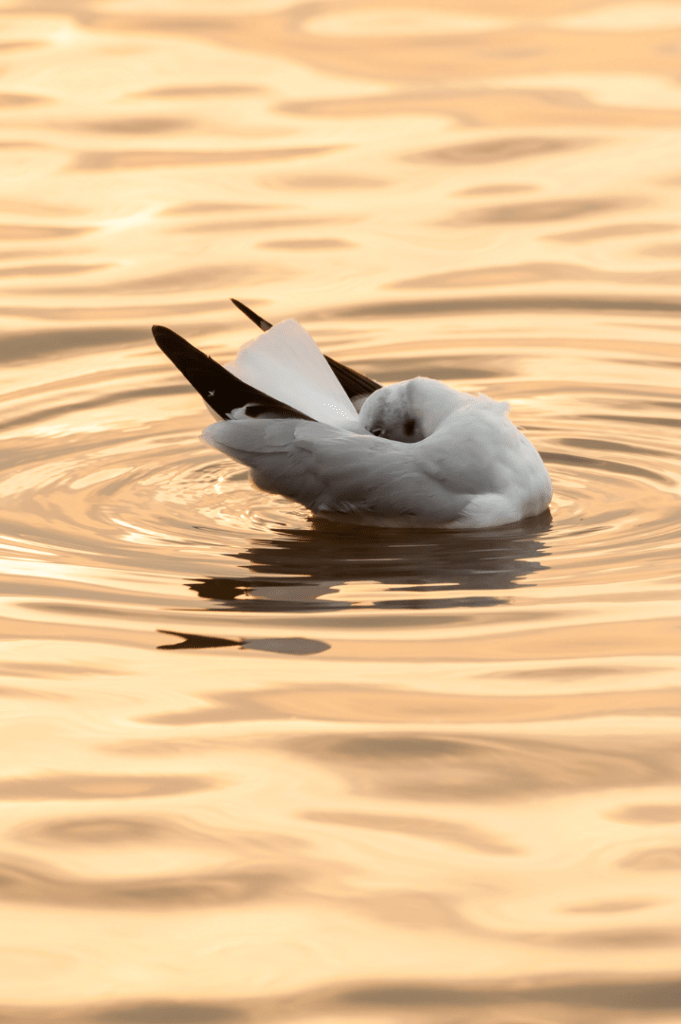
[230,298,273,332]
[152,322,311,421]
[152,323,186,356]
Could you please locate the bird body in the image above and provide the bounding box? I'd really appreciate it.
[153,306,552,529]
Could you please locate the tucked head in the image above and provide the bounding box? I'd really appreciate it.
[358,377,465,443]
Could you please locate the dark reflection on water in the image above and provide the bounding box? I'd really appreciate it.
[543,927,678,949]
[96,1004,241,1024]
[396,261,681,289]
[610,804,681,824]
[619,847,681,871]
[157,630,330,654]
[141,684,681,728]
[560,436,672,459]
[0,774,212,800]
[324,295,681,319]
[406,135,586,163]
[590,412,681,430]
[187,515,550,612]
[189,577,506,613]
[8,975,681,1022]
[17,815,308,867]
[544,450,671,484]
[73,145,339,171]
[337,977,681,1011]
[0,856,284,908]
[136,84,263,98]
[287,733,681,801]
[278,84,678,121]
[455,196,630,225]
[75,116,192,135]
[17,815,206,846]
[306,811,520,855]
[0,326,143,360]
[1,384,185,434]
[96,1005,242,1024]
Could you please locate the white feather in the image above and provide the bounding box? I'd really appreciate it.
[226,319,358,426]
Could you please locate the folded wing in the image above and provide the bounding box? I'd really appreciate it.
[203,419,472,521]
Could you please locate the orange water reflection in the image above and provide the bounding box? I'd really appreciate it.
[1,1,681,1021]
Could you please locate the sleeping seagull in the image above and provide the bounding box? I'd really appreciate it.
[152,301,552,529]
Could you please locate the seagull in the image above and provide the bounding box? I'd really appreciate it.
[152,300,552,529]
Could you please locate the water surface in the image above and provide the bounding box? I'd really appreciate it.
[1,1,681,1021]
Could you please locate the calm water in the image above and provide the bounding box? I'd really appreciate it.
[1,2,681,1022]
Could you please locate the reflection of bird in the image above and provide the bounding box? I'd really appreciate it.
[188,514,551,612]
[153,300,552,528]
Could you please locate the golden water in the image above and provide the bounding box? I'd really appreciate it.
[1,2,681,1021]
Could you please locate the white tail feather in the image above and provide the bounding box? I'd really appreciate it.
[225,319,359,425]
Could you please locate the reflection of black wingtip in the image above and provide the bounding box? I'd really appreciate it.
[157,630,242,650]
